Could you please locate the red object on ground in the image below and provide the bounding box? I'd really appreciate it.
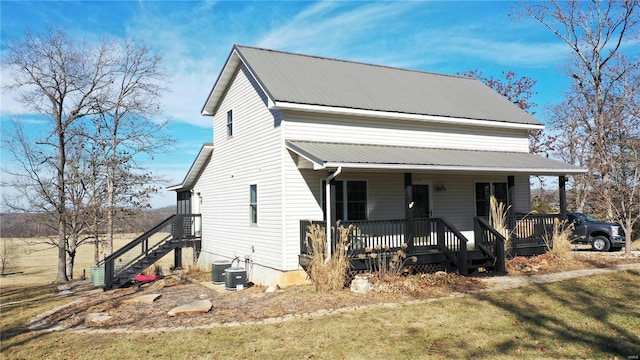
[134,274,160,282]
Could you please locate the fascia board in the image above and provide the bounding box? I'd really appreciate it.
[321,161,588,175]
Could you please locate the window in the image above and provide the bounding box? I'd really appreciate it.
[249,184,257,224]
[475,182,508,217]
[226,110,233,137]
[322,180,367,221]
[346,181,367,220]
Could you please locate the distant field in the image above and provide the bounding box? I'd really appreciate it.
[0,234,195,287]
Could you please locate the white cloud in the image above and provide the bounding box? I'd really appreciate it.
[257,1,423,54]
[411,28,571,68]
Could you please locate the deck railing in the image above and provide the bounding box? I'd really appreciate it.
[300,218,468,272]
[508,214,561,254]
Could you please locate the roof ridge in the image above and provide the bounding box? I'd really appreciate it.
[234,44,473,81]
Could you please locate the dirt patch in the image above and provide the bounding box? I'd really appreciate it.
[30,250,640,331]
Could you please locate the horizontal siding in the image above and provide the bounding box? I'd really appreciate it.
[199,64,284,270]
[283,171,533,249]
[283,112,530,152]
[514,175,531,214]
[282,154,324,269]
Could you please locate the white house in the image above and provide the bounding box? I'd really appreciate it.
[169,45,585,287]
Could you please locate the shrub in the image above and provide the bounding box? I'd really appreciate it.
[307,223,351,292]
[360,243,417,280]
[490,195,511,249]
[545,218,574,261]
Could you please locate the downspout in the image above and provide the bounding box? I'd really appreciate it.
[325,167,342,263]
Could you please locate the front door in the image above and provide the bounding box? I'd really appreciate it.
[412,185,431,218]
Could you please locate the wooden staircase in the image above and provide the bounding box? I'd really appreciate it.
[101,214,201,290]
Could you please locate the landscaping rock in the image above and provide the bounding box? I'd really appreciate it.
[85,312,112,325]
[350,275,372,294]
[122,293,162,305]
[167,299,212,317]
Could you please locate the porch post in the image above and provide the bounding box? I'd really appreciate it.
[404,173,414,250]
[559,175,567,218]
[507,176,516,232]
[174,215,183,269]
[174,247,183,269]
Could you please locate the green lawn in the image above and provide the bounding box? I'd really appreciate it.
[2,270,639,359]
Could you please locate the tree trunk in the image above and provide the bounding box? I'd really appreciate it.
[624,221,632,255]
[55,123,68,283]
[66,252,75,279]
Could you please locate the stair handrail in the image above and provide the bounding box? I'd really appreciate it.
[103,214,181,290]
[436,218,469,275]
[473,216,506,273]
[100,215,178,265]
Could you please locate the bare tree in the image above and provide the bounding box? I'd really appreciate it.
[519,0,640,253]
[87,39,171,255]
[2,30,118,281]
[2,28,169,282]
[0,238,21,276]
[458,70,556,156]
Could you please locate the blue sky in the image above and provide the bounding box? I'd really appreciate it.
[1,1,578,209]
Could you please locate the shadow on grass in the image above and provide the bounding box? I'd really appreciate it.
[470,269,640,358]
[0,281,103,349]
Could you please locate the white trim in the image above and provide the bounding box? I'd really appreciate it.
[249,183,258,226]
[319,162,588,175]
[273,101,545,130]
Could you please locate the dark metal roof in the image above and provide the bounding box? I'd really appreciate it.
[218,45,542,126]
[286,141,586,175]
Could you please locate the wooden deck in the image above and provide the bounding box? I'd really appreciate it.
[300,215,559,280]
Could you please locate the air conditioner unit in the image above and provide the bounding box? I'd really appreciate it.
[212,260,231,284]
[224,267,247,291]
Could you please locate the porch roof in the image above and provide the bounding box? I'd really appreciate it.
[167,143,214,191]
[286,140,587,175]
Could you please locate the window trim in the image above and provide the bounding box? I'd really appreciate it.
[474,181,508,217]
[226,110,233,137]
[321,179,368,221]
[249,184,257,224]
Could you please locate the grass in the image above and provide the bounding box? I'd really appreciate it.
[0,234,195,286]
[1,269,639,359]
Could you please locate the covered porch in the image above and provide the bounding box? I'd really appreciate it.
[288,141,586,277]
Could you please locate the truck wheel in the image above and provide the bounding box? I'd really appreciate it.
[591,236,610,252]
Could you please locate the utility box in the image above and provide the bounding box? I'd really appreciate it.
[90,266,105,287]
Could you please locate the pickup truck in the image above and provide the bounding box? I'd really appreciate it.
[567,212,626,252]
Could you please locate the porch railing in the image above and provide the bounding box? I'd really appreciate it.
[300,218,469,273]
[436,218,469,275]
[509,214,561,253]
[474,216,506,273]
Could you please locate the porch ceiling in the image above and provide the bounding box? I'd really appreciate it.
[286,140,587,175]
